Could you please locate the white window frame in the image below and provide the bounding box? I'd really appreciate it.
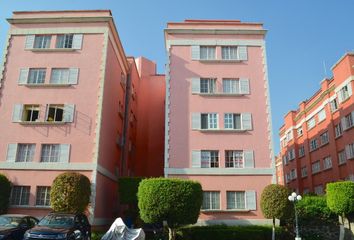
[318,109,326,122]
[226,191,246,210]
[16,144,35,162]
[301,166,307,178]
[56,34,74,49]
[312,161,321,174]
[320,131,329,146]
[200,46,216,60]
[298,145,305,158]
[201,150,219,168]
[329,98,338,112]
[323,156,332,170]
[225,150,244,168]
[307,117,316,130]
[338,150,347,165]
[36,186,51,206]
[28,68,46,84]
[33,35,51,49]
[40,144,61,162]
[335,123,343,138]
[200,78,216,93]
[202,191,220,210]
[309,138,319,152]
[10,186,30,206]
[46,104,64,122]
[297,127,303,137]
[23,105,40,122]
[221,46,238,60]
[201,113,218,130]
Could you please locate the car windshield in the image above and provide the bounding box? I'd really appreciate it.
[38,215,74,228]
[0,216,22,227]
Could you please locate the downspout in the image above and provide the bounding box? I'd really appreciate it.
[120,68,132,177]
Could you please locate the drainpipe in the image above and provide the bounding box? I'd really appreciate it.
[120,69,132,177]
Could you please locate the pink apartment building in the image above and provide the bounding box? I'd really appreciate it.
[164,20,275,224]
[0,10,165,226]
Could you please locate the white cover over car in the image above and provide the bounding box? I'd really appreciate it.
[101,218,145,240]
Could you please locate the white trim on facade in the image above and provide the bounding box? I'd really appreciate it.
[261,42,276,183]
[164,29,266,37]
[10,27,107,35]
[165,167,273,175]
[0,162,95,170]
[0,30,11,87]
[164,46,171,177]
[89,28,109,223]
[165,39,264,50]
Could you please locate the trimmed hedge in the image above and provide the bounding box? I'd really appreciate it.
[296,195,335,222]
[50,172,91,213]
[138,178,202,227]
[326,181,354,217]
[118,177,143,204]
[176,225,292,240]
[0,173,11,214]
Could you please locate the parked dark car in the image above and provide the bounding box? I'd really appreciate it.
[24,213,91,240]
[0,214,39,240]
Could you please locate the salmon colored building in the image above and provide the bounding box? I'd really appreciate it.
[275,155,284,185]
[0,10,165,226]
[279,53,354,195]
[164,20,275,224]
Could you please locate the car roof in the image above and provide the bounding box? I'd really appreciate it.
[0,214,31,218]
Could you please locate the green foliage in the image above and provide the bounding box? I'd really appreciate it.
[118,177,144,204]
[176,225,292,240]
[296,195,335,221]
[326,181,354,217]
[50,172,91,213]
[91,231,105,240]
[0,173,11,214]
[260,184,291,220]
[138,178,202,228]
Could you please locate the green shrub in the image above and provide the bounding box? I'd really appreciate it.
[91,231,105,240]
[176,225,292,240]
[261,184,292,220]
[296,195,335,222]
[326,181,354,218]
[118,177,143,204]
[0,173,11,214]
[50,172,91,213]
[138,178,202,240]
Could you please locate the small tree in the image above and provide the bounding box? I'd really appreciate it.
[261,184,291,240]
[327,181,354,229]
[138,178,202,240]
[50,172,91,213]
[0,173,11,214]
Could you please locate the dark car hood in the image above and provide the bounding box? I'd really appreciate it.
[28,226,72,234]
[0,226,17,234]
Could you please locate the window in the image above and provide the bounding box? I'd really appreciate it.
[314,185,324,195]
[329,98,338,112]
[309,138,319,152]
[312,161,321,174]
[202,191,220,210]
[301,166,307,178]
[298,145,305,158]
[201,150,219,168]
[227,191,245,209]
[297,127,303,137]
[223,79,240,94]
[335,123,343,138]
[28,69,46,84]
[342,112,354,130]
[286,131,294,141]
[290,169,297,180]
[201,113,218,129]
[200,78,216,93]
[320,131,329,146]
[56,34,74,48]
[224,113,252,130]
[345,143,354,159]
[23,105,40,122]
[36,186,51,206]
[338,150,347,165]
[225,150,243,168]
[16,144,35,162]
[323,156,332,170]
[41,144,61,162]
[285,173,291,183]
[46,105,64,122]
[33,35,51,49]
[287,148,295,161]
[338,84,351,103]
[221,46,238,60]
[51,69,69,84]
[307,117,316,130]
[224,113,241,129]
[10,186,30,205]
[200,46,216,60]
[283,155,289,165]
[318,109,326,122]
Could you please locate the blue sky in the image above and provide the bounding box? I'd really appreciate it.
[1,0,354,154]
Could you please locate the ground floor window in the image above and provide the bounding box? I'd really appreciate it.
[36,186,51,206]
[226,191,246,209]
[202,191,220,210]
[10,186,30,206]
